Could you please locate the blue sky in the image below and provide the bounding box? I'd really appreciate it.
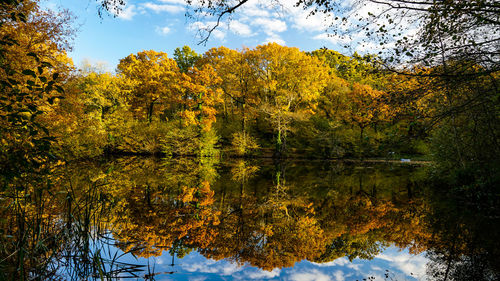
[41,0,383,71]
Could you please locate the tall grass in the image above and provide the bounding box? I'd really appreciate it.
[0,170,149,280]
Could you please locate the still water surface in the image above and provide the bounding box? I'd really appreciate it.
[1,158,498,280]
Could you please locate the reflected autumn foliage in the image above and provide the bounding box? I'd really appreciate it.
[201,169,327,270]
[89,159,432,270]
[1,158,499,279]
[112,180,221,258]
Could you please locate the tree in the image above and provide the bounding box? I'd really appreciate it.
[200,46,260,155]
[0,0,72,184]
[167,0,498,74]
[117,50,181,123]
[179,63,223,131]
[174,45,201,74]
[245,43,329,155]
[345,83,391,143]
[310,49,384,88]
[40,66,129,158]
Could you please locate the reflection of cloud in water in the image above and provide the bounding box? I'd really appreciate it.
[333,270,346,281]
[376,250,428,279]
[188,276,208,281]
[182,258,243,275]
[371,265,383,271]
[346,263,361,270]
[155,256,165,265]
[311,257,349,267]
[241,268,281,279]
[290,247,427,281]
[288,269,333,281]
[179,255,281,279]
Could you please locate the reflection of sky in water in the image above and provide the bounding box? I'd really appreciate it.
[117,246,427,280]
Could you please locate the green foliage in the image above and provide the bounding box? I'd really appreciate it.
[309,49,385,88]
[160,124,200,156]
[199,129,220,157]
[174,45,201,73]
[230,131,259,156]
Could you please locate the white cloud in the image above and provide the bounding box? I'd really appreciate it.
[117,4,137,20]
[288,6,335,33]
[189,21,227,41]
[355,41,396,54]
[289,269,332,281]
[229,20,253,37]
[239,1,271,17]
[143,2,185,13]
[313,33,351,45]
[263,33,285,45]
[293,14,326,32]
[252,17,287,34]
[212,29,226,40]
[158,0,186,4]
[156,26,171,36]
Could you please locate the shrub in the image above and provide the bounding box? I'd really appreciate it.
[231,132,259,156]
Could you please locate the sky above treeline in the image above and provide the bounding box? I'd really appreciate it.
[42,0,385,71]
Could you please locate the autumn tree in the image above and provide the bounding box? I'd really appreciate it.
[0,0,72,182]
[111,180,221,258]
[245,43,329,155]
[178,64,223,131]
[200,46,260,155]
[345,83,391,141]
[117,50,181,123]
[40,64,131,158]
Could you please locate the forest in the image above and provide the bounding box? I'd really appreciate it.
[2,1,499,172]
[0,0,499,279]
[2,1,498,164]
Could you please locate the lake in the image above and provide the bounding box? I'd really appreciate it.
[1,157,499,280]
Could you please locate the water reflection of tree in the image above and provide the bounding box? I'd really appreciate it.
[104,157,221,258]
[0,162,144,280]
[111,180,221,258]
[3,158,499,279]
[425,184,500,281]
[201,160,327,270]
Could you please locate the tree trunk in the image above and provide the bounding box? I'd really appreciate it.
[147,101,155,123]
